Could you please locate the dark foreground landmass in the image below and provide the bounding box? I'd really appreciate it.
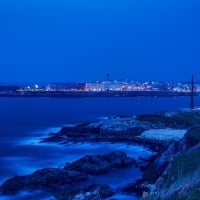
[1,109,200,199]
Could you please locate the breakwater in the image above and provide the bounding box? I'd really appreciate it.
[0,90,195,98]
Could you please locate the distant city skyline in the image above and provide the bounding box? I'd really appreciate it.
[1,79,200,98]
[0,0,200,83]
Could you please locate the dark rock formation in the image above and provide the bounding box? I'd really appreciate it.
[0,151,134,199]
[42,117,156,144]
[65,151,136,175]
[0,168,88,195]
[42,116,171,156]
[121,137,188,197]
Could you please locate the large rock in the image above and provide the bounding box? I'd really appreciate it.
[65,151,136,175]
[0,176,25,195]
[42,117,153,143]
[0,168,88,195]
[86,117,147,134]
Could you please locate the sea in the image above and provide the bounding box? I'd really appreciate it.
[0,96,198,200]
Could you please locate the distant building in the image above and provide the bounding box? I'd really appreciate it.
[48,83,86,91]
[86,81,122,91]
[85,81,144,91]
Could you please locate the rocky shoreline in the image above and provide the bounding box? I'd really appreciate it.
[42,115,169,152]
[1,109,200,199]
[0,151,136,200]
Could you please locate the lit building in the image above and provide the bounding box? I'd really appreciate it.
[48,83,86,91]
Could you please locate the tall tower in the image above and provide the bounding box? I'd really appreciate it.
[190,73,194,109]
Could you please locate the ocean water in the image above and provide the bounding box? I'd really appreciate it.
[0,97,198,199]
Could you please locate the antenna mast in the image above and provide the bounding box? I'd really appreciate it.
[190,73,194,109]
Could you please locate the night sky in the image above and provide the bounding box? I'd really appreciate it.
[0,0,200,83]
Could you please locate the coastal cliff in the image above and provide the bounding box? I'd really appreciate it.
[143,126,200,200]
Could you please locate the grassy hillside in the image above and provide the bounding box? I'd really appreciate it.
[146,127,200,200]
[137,112,200,128]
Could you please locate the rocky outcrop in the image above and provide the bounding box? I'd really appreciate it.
[41,112,200,200]
[123,127,200,200]
[65,151,136,175]
[0,168,88,195]
[42,116,166,145]
[145,143,200,200]
[122,134,190,198]
[0,151,134,199]
[142,128,196,186]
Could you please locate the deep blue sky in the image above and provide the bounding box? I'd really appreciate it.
[0,0,200,83]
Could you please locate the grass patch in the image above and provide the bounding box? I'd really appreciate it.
[146,144,200,200]
[177,186,200,200]
[163,144,200,188]
[146,185,200,200]
[137,112,200,128]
